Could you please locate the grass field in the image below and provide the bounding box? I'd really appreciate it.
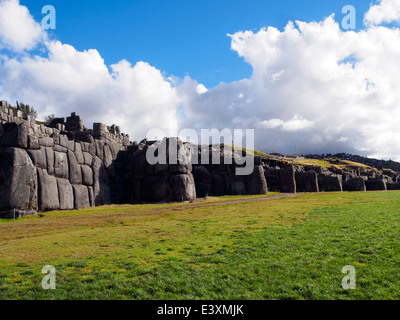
[1,191,400,300]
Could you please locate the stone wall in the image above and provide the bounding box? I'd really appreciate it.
[1,100,398,218]
[124,138,197,203]
[0,103,129,218]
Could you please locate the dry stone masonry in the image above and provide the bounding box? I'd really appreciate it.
[0,100,398,219]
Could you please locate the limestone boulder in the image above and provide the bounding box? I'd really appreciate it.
[279,165,296,193]
[81,165,94,186]
[0,148,37,213]
[57,178,74,210]
[27,147,47,170]
[73,185,90,209]
[318,174,343,192]
[54,151,69,179]
[169,174,196,201]
[1,122,28,148]
[365,179,387,191]
[343,177,366,192]
[37,168,60,211]
[295,171,319,193]
[246,165,268,195]
[225,175,246,195]
[142,175,169,202]
[264,168,281,192]
[92,156,111,205]
[68,150,82,185]
[192,165,211,197]
[46,147,55,175]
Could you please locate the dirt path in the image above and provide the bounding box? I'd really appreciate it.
[185,193,302,209]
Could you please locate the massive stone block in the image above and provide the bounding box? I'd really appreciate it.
[54,151,69,179]
[81,165,94,186]
[246,165,268,195]
[343,177,366,192]
[211,173,225,196]
[1,122,28,149]
[318,174,343,192]
[365,179,387,191]
[74,142,84,164]
[46,147,55,175]
[57,178,74,210]
[264,168,281,192]
[37,168,60,211]
[68,150,82,185]
[73,185,90,209]
[88,186,95,207]
[192,165,211,197]
[27,147,47,170]
[83,152,93,166]
[92,156,111,205]
[103,144,113,168]
[387,182,400,190]
[38,137,54,148]
[279,165,296,193]
[142,176,169,202]
[169,174,196,201]
[225,175,246,195]
[295,171,319,193]
[28,135,40,150]
[0,148,37,216]
[134,155,147,179]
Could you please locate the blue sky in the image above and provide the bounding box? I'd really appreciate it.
[21,0,371,88]
[3,0,400,159]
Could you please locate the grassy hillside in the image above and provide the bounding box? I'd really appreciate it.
[1,191,400,300]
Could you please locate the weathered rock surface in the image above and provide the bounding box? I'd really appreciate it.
[73,185,90,209]
[246,166,268,195]
[57,178,74,210]
[92,156,111,206]
[365,179,387,191]
[0,148,37,215]
[343,177,366,192]
[318,174,343,192]
[279,165,296,193]
[295,170,319,193]
[68,150,82,185]
[37,168,60,211]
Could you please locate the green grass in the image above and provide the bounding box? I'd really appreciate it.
[0,191,400,300]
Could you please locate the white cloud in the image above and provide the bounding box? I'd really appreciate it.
[258,115,314,131]
[1,1,400,161]
[0,0,45,51]
[364,0,400,26]
[180,15,400,159]
[195,84,208,94]
[0,41,180,139]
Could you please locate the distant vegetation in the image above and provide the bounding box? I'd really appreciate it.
[8,101,38,119]
[43,114,56,125]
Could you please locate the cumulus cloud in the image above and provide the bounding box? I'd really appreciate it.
[0,41,180,139]
[179,15,400,159]
[0,0,45,51]
[1,0,400,160]
[364,0,400,26]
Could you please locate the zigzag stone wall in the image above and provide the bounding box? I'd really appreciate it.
[1,99,398,219]
[0,101,130,218]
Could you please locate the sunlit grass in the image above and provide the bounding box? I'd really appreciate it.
[0,191,399,300]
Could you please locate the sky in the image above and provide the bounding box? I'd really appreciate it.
[1,0,400,160]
